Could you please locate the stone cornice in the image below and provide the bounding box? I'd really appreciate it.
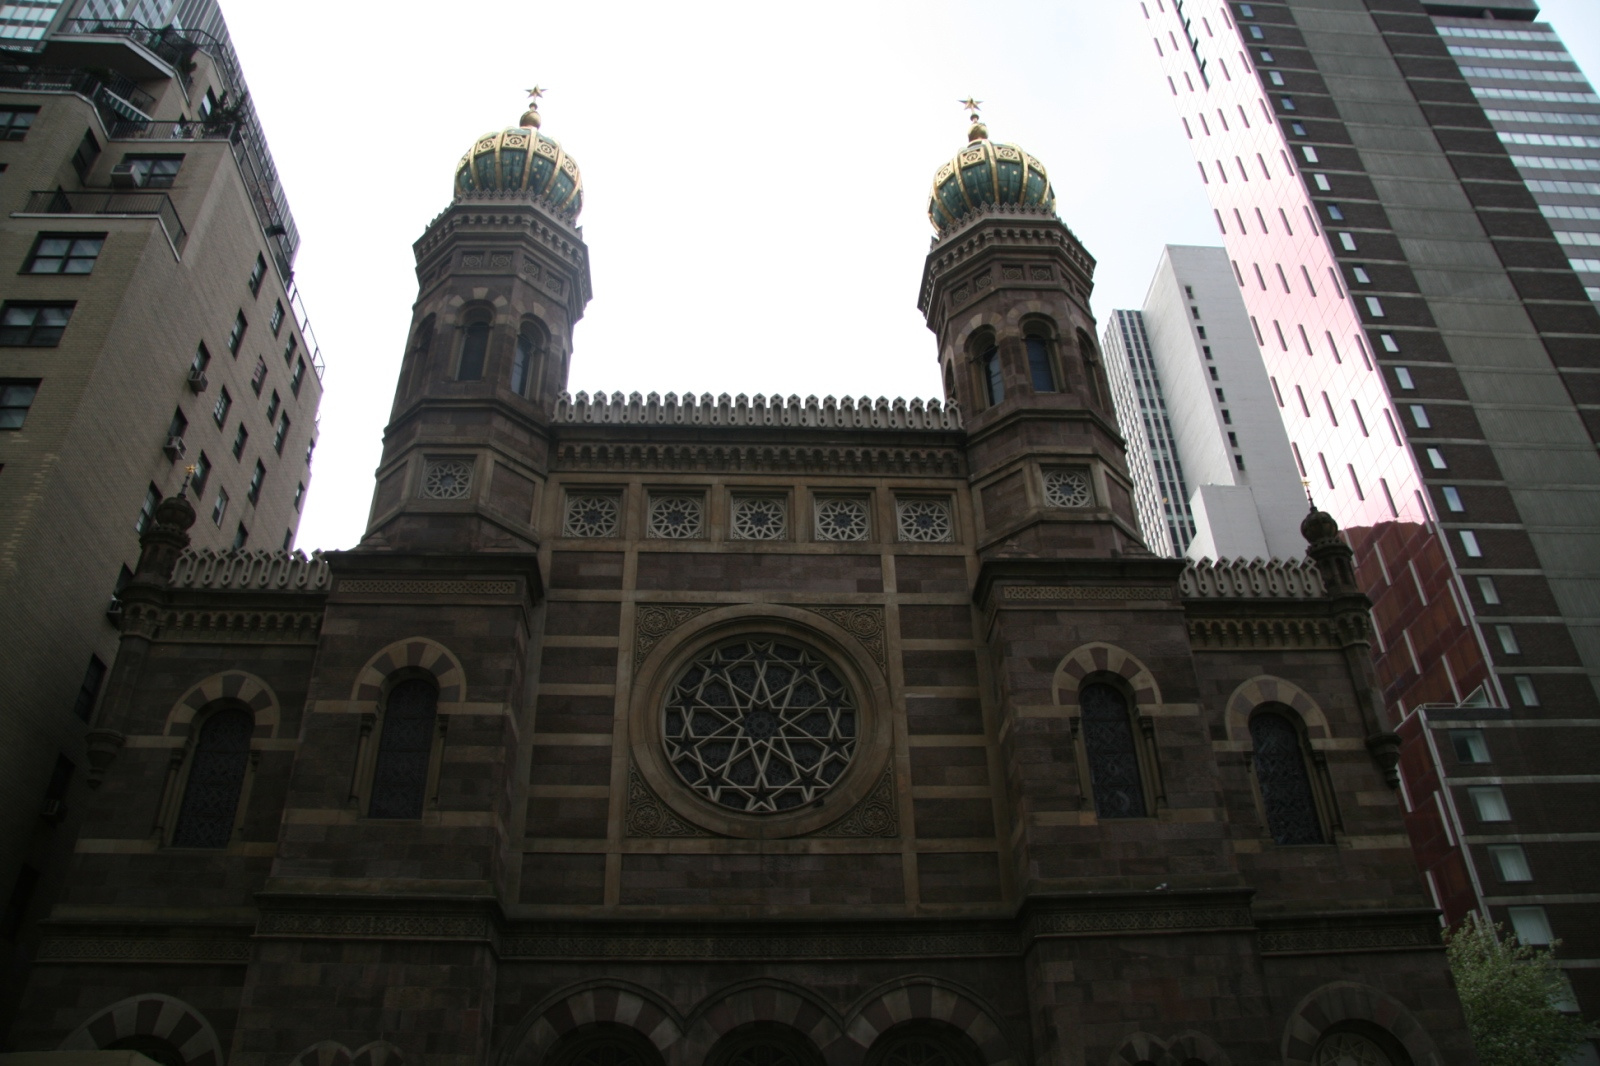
[553,440,966,477]
[555,391,962,431]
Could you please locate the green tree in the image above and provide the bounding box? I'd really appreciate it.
[1445,914,1591,1066]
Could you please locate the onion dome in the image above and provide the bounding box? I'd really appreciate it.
[453,88,582,217]
[928,105,1054,234]
[1301,503,1340,546]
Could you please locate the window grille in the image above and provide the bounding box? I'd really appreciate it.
[896,498,954,543]
[1249,710,1324,844]
[1080,683,1147,818]
[731,496,786,540]
[171,707,252,847]
[369,680,439,819]
[564,493,620,537]
[814,498,869,541]
[648,495,703,539]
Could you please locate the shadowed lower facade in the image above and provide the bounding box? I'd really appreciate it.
[6,102,1479,1066]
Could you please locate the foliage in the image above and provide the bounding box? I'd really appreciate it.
[1445,914,1591,1066]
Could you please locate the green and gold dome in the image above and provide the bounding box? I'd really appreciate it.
[453,90,582,217]
[928,107,1054,234]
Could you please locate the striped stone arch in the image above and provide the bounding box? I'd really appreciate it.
[58,992,224,1066]
[1107,1030,1231,1066]
[350,637,466,705]
[1282,982,1442,1066]
[1222,676,1330,745]
[289,1040,405,1066]
[498,980,685,1066]
[680,980,846,1066]
[844,978,1016,1066]
[1052,642,1163,709]
[165,671,280,738]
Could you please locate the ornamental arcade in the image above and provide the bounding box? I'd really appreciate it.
[10,96,1478,1066]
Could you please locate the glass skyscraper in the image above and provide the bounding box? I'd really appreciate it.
[1104,308,1195,556]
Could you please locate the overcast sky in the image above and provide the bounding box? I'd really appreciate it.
[218,0,1600,553]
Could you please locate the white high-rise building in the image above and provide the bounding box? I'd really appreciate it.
[1108,245,1309,561]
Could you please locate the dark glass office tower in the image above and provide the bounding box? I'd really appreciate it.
[1147,0,1600,1019]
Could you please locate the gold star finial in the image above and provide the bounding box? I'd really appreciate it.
[520,86,545,129]
[960,97,987,142]
[960,96,982,118]
[527,86,545,104]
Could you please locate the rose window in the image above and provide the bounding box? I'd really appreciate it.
[732,497,786,540]
[648,495,703,539]
[421,459,473,500]
[663,637,857,813]
[814,498,869,542]
[896,498,954,543]
[1043,469,1092,508]
[564,493,620,538]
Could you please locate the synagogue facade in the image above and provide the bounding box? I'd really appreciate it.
[10,101,1477,1066]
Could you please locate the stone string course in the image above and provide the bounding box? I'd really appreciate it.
[555,391,962,431]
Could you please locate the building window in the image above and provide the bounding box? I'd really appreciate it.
[731,496,787,540]
[563,492,621,538]
[213,386,232,427]
[420,457,472,500]
[1250,710,1324,845]
[1442,486,1463,512]
[1515,675,1540,707]
[250,356,267,394]
[119,154,182,187]
[0,380,39,428]
[1080,682,1147,818]
[247,253,266,296]
[1469,785,1511,822]
[1410,404,1430,429]
[71,655,107,722]
[982,344,1003,405]
[0,106,38,140]
[1250,24,1265,39]
[282,528,293,551]
[306,437,316,466]
[814,497,870,541]
[192,342,211,375]
[291,356,307,395]
[0,302,74,346]
[247,460,265,503]
[1025,334,1056,392]
[233,522,248,549]
[212,487,229,526]
[282,332,297,365]
[1279,94,1294,109]
[1508,906,1554,946]
[1395,367,1415,389]
[269,300,284,336]
[1478,577,1500,605]
[457,318,490,381]
[1450,729,1489,763]
[232,423,248,459]
[1352,265,1370,284]
[369,680,440,819]
[166,407,188,445]
[226,311,247,355]
[1489,844,1532,882]
[1042,469,1093,508]
[1364,296,1385,317]
[647,494,704,539]
[1427,447,1447,470]
[135,483,161,534]
[25,233,104,274]
[293,481,304,513]
[896,498,955,543]
[192,451,211,494]
[512,322,543,396]
[170,706,252,848]
[266,390,280,423]
[1326,204,1345,221]
[1461,530,1483,557]
[71,130,100,181]
[273,413,290,454]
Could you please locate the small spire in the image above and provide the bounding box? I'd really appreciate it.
[179,463,195,498]
[519,85,545,129]
[960,96,987,142]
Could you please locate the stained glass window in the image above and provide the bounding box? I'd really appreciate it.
[1250,709,1324,845]
[369,680,439,819]
[1081,682,1147,818]
[171,706,253,847]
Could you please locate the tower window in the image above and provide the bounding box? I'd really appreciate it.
[982,345,1003,405]
[512,321,543,396]
[1250,710,1324,845]
[171,705,253,847]
[458,319,489,381]
[1025,334,1056,392]
[369,680,440,819]
[1080,682,1147,818]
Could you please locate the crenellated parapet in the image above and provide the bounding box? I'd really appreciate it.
[554,391,963,431]
[1178,557,1327,601]
[169,548,331,593]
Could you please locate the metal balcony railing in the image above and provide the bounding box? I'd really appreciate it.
[110,117,238,142]
[0,65,154,129]
[22,190,187,254]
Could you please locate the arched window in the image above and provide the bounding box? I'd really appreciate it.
[943,364,956,404]
[1077,330,1106,408]
[866,1022,983,1066]
[410,315,435,360]
[369,679,439,819]
[457,315,490,381]
[1024,325,1056,392]
[1080,682,1147,818]
[707,1024,824,1066]
[511,320,544,397]
[546,1024,665,1066]
[1250,709,1325,845]
[106,1036,186,1066]
[171,705,253,848]
[1311,1022,1409,1065]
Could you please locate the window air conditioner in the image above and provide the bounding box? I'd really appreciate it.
[111,160,149,188]
[187,368,208,393]
[163,435,186,461]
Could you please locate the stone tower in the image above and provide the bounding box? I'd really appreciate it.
[364,92,592,553]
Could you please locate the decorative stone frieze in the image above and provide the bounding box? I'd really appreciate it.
[1179,557,1326,599]
[168,548,331,592]
[555,391,962,431]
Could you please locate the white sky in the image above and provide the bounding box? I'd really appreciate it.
[217,0,1600,553]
